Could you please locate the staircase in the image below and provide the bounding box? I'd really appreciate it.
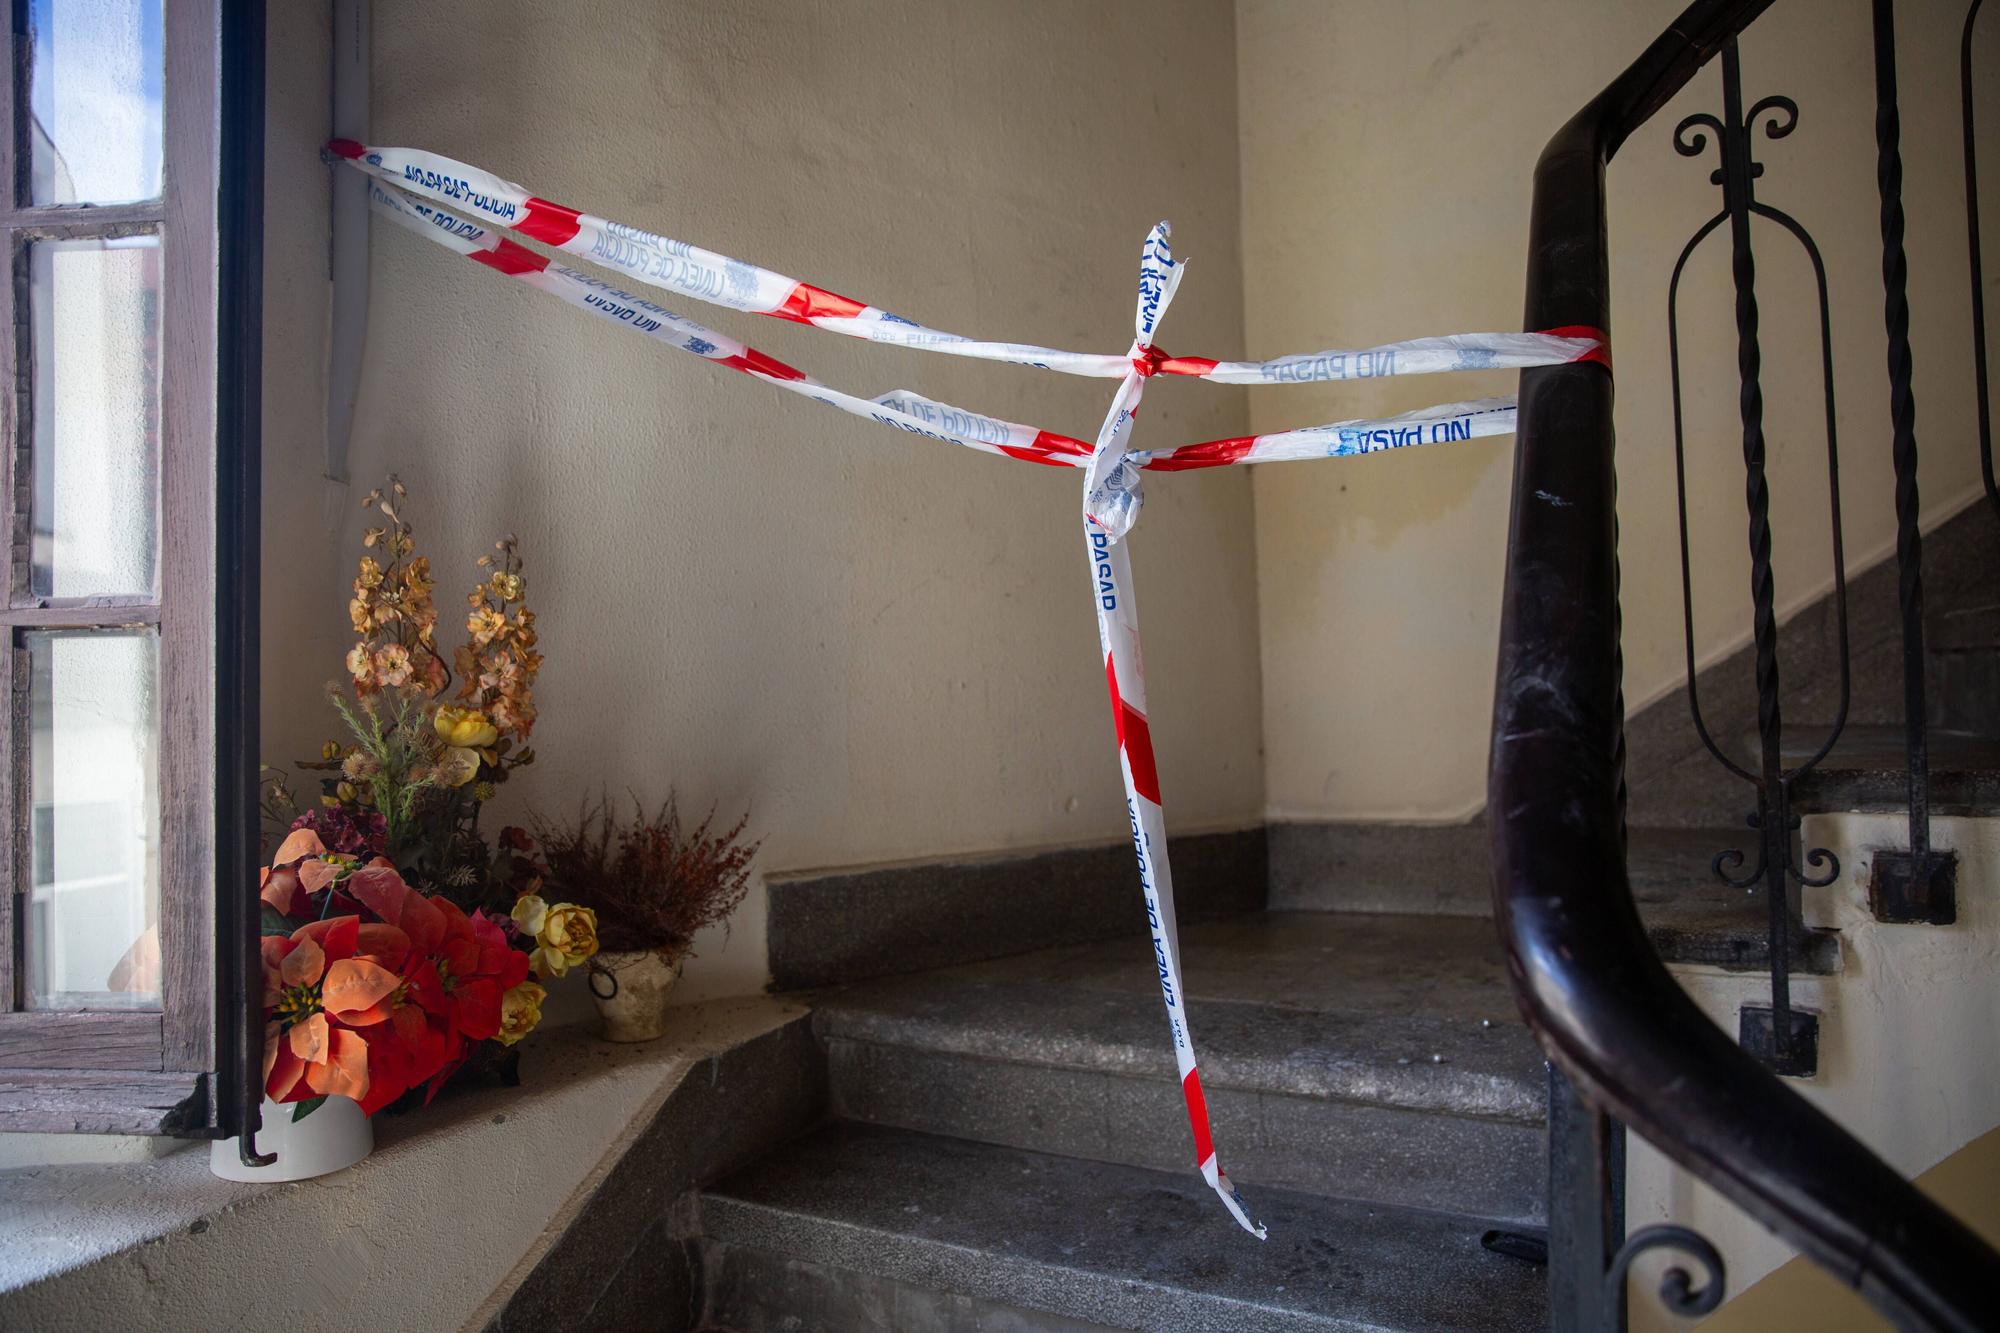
[685,856,1826,1332]
[661,503,1997,1333]
[703,914,1548,1332]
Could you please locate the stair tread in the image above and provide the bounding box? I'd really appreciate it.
[1767,722,2000,772]
[700,1121,1547,1333]
[811,912,1546,1122]
[1627,827,1841,973]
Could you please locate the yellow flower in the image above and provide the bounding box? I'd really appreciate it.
[530,903,599,978]
[490,571,523,601]
[495,980,546,1046]
[433,746,481,788]
[345,644,372,682]
[510,894,548,938]
[467,606,507,645]
[433,704,499,749]
[355,557,383,590]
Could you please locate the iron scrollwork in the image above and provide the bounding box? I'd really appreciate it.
[1605,1225,1728,1329]
[1667,41,1845,1072]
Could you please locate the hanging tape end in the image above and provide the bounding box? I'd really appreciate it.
[1214,1170,1268,1241]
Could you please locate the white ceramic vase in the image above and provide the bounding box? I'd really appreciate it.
[588,948,684,1042]
[209,1095,373,1182]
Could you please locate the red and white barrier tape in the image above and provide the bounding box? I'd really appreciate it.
[365,180,1527,481]
[1083,223,1262,1234]
[341,144,1614,1238]
[330,140,1604,386]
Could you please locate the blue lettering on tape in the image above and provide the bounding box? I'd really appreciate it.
[1258,349,1396,383]
[1091,530,1116,609]
[399,164,518,221]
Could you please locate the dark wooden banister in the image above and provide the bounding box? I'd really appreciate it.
[1489,1,2000,1327]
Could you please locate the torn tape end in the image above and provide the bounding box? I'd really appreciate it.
[1213,1171,1268,1240]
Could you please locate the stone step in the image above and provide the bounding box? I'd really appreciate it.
[808,912,1548,1226]
[696,1122,1547,1333]
[1784,723,2000,815]
[1269,825,1843,973]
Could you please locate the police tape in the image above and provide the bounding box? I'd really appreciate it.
[329,139,1604,386]
[1083,223,1261,1235]
[365,179,1522,487]
[345,149,1612,1240]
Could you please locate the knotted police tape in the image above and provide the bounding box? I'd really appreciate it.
[329,141,1606,1238]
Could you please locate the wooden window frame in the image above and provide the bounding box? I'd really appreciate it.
[0,0,259,1138]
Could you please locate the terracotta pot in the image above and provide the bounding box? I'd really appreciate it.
[209,1095,372,1182]
[587,948,684,1042]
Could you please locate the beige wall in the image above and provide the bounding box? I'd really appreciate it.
[1241,0,1998,821]
[259,1,1996,997]
[261,1,1264,1002]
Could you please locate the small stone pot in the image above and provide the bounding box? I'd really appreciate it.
[587,948,684,1042]
[209,1095,372,1182]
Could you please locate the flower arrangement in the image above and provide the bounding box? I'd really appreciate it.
[528,793,760,961]
[258,478,596,1118]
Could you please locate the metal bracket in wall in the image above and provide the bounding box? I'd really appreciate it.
[324,0,369,483]
[1739,1004,1819,1078]
[1867,848,1959,924]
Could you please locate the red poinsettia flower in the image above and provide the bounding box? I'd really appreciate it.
[344,863,533,1105]
[348,866,528,1041]
[261,914,408,1105]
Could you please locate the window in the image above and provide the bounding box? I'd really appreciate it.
[0,0,254,1136]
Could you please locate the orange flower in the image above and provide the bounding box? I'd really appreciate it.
[259,828,328,918]
[261,915,408,1105]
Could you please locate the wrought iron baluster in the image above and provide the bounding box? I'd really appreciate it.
[1870,0,1957,915]
[1667,41,1844,1074]
[1966,0,1995,519]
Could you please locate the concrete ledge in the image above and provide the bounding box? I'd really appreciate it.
[767,828,1266,991]
[0,998,814,1333]
[478,1003,825,1331]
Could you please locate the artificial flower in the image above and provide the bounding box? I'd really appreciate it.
[259,828,329,917]
[349,867,530,1043]
[495,980,546,1046]
[433,704,499,750]
[287,806,388,859]
[467,606,508,645]
[373,644,414,689]
[260,915,407,1104]
[527,902,599,979]
[510,893,547,938]
[433,746,481,788]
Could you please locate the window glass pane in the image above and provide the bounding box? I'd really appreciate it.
[22,629,160,1010]
[25,0,165,206]
[29,235,161,600]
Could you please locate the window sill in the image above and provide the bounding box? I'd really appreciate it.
[0,997,807,1327]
